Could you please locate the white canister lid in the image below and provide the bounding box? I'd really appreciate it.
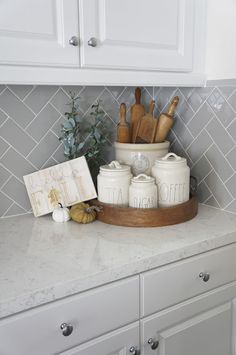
[154,153,187,167]
[131,174,155,184]
[100,160,131,173]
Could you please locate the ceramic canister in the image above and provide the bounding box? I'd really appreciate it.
[129,174,158,209]
[151,152,190,207]
[97,160,132,206]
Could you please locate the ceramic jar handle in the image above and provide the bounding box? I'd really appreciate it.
[133,174,150,181]
[108,160,122,169]
[162,152,181,161]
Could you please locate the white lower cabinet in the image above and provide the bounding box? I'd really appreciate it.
[60,322,139,355]
[141,281,236,355]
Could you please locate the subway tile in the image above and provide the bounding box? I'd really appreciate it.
[3,203,26,217]
[51,115,66,138]
[0,192,12,217]
[226,147,236,170]
[170,139,193,167]
[8,85,34,100]
[225,200,236,214]
[154,87,177,112]
[2,176,31,211]
[62,86,83,96]
[1,148,35,182]
[0,137,9,158]
[206,117,235,155]
[225,174,236,198]
[191,156,212,183]
[227,90,236,112]
[179,87,194,100]
[0,164,10,188]
[188,102,214,137]
[50,88,71,116]
[26,104,60,141]
[219,86,236,100]
[106,86,126,99]
[0,89,34,128]
[0,85,5,94]
[98,89,120,123]
[187,87,213,111]
[204,195,220,208]
[197,181,211,203]
[1,119,35,156]
[24,86,58,114]
[79,86,104,113]
[52,144,66,164]
[172,117,194,149]
[28,131,60,169]
[227,119,236,141]
[0,109,7,125]
[207,88,235,126]
[205,171,233,208]
[187,130,213,163]
[175,99,194,125]
[205,144,234,182]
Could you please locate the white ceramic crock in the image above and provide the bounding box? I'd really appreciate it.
[114,141,170,176]
[129,174,158,209]
[151,152,190,207]
[97,160,132,206]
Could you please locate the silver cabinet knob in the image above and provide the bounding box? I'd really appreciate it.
[60,322,73,336]
[148,338,159,350]
[199,272,210,282]
[129,346,139,355]
[69,36,79,46]
[88,37,97,47]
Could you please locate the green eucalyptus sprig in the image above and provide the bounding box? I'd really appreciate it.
[59,93,107,164]
[59,92,85,160]
[85,101,107,161]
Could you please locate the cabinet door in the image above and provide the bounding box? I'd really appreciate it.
[0,0,79,67]
[60,322,139,355]
[142,301,232,355]
[79,0,195,72]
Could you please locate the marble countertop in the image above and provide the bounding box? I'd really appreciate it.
[1,205,236,319]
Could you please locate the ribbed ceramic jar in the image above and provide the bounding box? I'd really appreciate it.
[97,161,132,206]
[151,152,190,207]
[129,174,158,209]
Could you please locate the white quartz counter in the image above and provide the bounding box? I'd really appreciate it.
[1,205,236,319]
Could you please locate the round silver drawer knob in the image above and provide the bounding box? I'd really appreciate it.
[60,322,73,336]
[69,36,79,46]
[88,37,97,47]
[148,338,159,350]
[199,272,210,282]
[129,346,138,354]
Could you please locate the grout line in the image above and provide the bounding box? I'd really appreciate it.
[22,85,36,101]
[186,87,215,127]
[224,172,235,184]
[6,85,36,115]
[0,189,28,213]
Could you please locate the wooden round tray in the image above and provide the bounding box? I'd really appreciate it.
[92,195,198,227]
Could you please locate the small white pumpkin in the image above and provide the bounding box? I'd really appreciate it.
[52,203,70,222]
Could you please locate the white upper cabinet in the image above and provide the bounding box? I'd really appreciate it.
[0,0,79,67]
[79,0,194,72]
[0,0,207,85]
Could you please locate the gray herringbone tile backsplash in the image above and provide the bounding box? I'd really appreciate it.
[0,85,235,217]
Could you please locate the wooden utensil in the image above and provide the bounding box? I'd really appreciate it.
[117,103,130,143]
[134,100,158,143]
[131,87,145,142]
[155,96,179,143]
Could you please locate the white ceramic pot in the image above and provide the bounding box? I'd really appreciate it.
[114,141,169,176]
[151,152,190,207]
[97,160,132,206]
[129,174,158,209]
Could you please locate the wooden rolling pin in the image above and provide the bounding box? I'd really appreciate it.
[131,87,145,142]
[155,96,179,143]
[117,103,130,143]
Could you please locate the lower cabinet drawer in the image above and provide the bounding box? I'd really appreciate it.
[60,322,139,355]
[0,276,139,355]
[141,243,236,317]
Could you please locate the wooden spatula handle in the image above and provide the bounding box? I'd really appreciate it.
[167,96,179,116]
[149,100,155,115]
[135,87,141,104]
[120,102,126,121]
